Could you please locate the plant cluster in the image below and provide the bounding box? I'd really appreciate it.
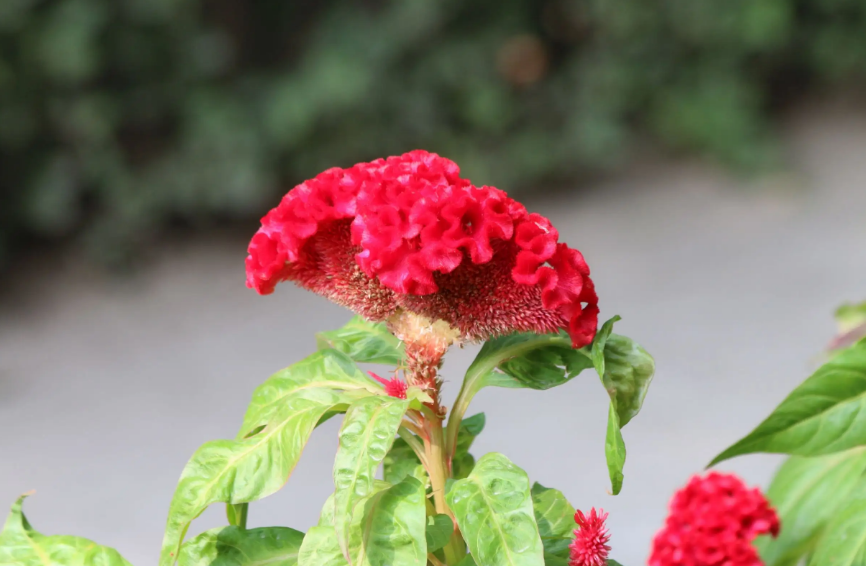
[1,151,865,566]
[3,0,866,267]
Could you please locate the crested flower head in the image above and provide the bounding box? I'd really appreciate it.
[649,472,780,566]
[245,150,599,353]
[569,508,611,566]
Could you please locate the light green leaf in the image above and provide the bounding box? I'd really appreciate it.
[757,448,866,566]
[297,527,348,566]
[0,493,132,566]
[530,483,575,557]
[177,526,304,566]
[457,555,479,566]
[446,453,544,566]
[711,342,866,465]
[453,413,486,479]
[300,478,426,566]
[591,316,620,378]
[333,396,409,559]
[605,404,626,495]
[238,350,377,439]
[808,480,866,565]
[161,386,349,566]
[316,316,404,365]
[426,514,454,553]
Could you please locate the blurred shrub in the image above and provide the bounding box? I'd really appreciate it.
[1,0,865,265]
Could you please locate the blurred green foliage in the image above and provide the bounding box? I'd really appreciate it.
[1,0,865,265]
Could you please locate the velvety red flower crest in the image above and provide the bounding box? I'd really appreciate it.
[245,150,598,348]
[569,508,611,566]
[649,472,780,566]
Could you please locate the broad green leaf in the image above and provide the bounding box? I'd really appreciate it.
[161,387,349,566]
[238,350,377,439]
[757,448,866,566]
[297,527,348,566]
[383,437,421,485]
[316,482,391,528]
[356,476,426,566]
[493,334,594,391]
[426,514,454,553]
[711,342,866,465]
[599,335,655,428]
[808,480,866,565]
[458,556,478,566]
[605,404,626,495]
[446,453,544,566]
[177,526,304,566]
[542,555,568,566]
[607,561,625,566]
[333,395,409,559]
[0,493,132,566]
[530,483,575,558]
[316,316,404,365]
[300,478,426,566]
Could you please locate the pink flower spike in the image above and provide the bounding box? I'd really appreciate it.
[368,371,408,400]
[569,508,611,566]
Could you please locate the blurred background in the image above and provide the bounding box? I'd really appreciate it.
[1,0,866,564]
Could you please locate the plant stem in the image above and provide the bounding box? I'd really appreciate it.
[424,415,465,564]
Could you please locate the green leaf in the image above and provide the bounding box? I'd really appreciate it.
[446,453,544,566]
[383,436,423,485]
[808,480,866,565]
[238,350,377,439]
[757,448,866,566]
[297,527,348,566]
[453,413,486,479]
[607,561,625,566]
[316,316,404,365]
[333,395,409,559]
[605,404,626,495]
[599,335,655,428]
[591,316,620,378]
[711,342,866,465]
[426,514,454,553]
[299,477,427,566]
[457,555,478,566]
[0,493,132,566]
[530,483,575,558]
[542,555,568,566]
[161,386,351,565]
[493,334,594,391]
[177,526,304,566]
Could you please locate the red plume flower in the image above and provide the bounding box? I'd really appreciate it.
[246,150,598,347]
[649,472,781,566]
[368,371,408,400]
[569,508,611,566]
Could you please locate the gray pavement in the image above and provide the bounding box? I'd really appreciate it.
[2,103,866,564]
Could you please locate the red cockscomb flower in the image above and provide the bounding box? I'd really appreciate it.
[569,508,611,566]
[368,371,408,400]
[246,150,598,347]
[649,472,780,566]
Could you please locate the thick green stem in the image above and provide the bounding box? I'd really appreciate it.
[424,417,465,564]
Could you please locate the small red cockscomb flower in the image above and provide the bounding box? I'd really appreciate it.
[569,508,611,566]
[245,151,598,351]
[368,371,408,400]
[649,472,780,566]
